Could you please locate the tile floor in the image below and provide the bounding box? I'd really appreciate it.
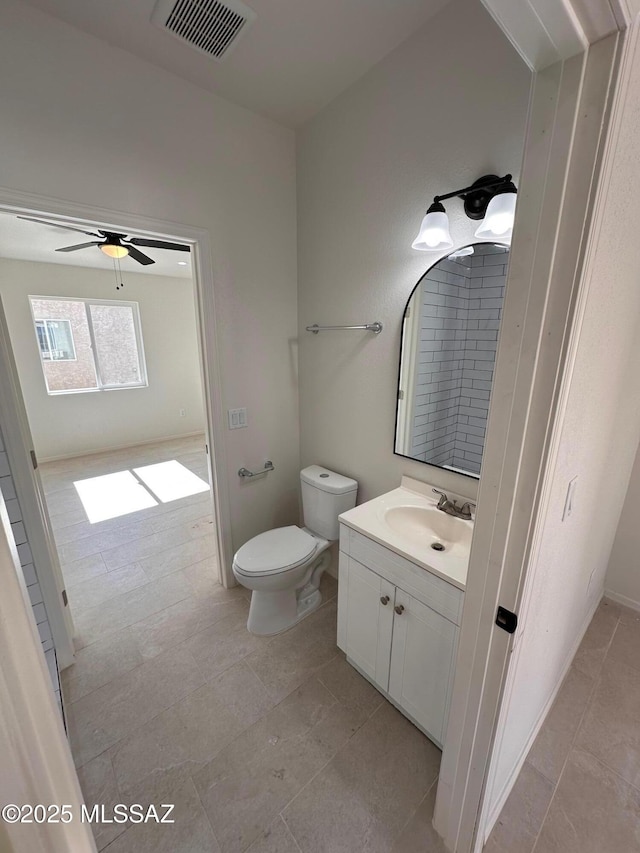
[45,437,445,853]
[484,597,640,853]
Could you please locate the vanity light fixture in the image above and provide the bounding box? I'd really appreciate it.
[412,174,517,251]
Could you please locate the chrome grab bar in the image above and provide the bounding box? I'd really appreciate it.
[305,322,383,335]
[238,461,274,479]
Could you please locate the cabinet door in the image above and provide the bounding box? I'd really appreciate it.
[337,554,395,690]
[388,589,458,745]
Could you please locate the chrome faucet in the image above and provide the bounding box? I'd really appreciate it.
[432,489,476,521]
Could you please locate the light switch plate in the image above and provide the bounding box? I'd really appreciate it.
[228,408,247,429]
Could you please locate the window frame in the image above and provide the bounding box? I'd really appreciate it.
[34,318,77,362]
[29,295,148,395]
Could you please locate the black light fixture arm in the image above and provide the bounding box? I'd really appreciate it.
[424,173,516,222]
[432,173,513,205]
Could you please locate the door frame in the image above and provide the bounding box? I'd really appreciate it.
[0,290,76,666]
[434,1,630,851]
[0,491,96,852]
[0,187,235,656]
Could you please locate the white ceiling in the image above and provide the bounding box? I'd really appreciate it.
[0,212,193,279]
[20,0,450,126]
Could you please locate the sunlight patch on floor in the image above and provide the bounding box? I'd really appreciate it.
[133,460,210,503]
[74,471,158,523]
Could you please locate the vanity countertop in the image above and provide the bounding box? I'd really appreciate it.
[339,477,473,591]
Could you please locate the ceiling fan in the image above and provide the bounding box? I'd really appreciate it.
[18,216,189,266]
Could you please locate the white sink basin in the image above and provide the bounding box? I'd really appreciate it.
[339,477,475,589]
[384,505,472,556]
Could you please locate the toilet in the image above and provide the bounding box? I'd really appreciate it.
[233,465,358,635]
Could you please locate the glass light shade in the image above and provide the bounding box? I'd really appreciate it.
[411,211,453,251]
[100,243,129,259]
[475,191,516,240]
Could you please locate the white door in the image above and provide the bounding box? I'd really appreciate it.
[0,295,74,665]
[389,589,458,746]
[337,555,395,689]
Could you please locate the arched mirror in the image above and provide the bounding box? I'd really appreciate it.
[394,242,509,478]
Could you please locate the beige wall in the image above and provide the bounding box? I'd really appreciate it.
[0,0,298,553]
[606,440,640,610]
[296,0,530,505]
[0,259,205,460]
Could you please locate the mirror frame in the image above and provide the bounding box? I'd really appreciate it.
[393,241,509,479]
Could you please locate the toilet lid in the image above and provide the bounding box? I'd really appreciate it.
[234,525,317,576]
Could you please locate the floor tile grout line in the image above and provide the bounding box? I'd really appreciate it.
[58,515,216,573]
[49,490,212,534]
[275,692,392,844]
[57,514,215,560]
[569,737,640,796]
[40,438,206,476]
[186,662,363,852]
[70,586,195,653]
[191,774,224,852]
[70,639,221,774]
[48,485,211,528]
[64,497,214,539]
[244,655,277,695]
[393,774,440,844]
[65,546,220,618]
[280,815,305,853]
[66,593,250,705]
[530,610,622,853]
[69,591,327,758]
[69,545,219,619]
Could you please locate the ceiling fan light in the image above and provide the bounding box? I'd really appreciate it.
[411,202,453,252]
[100,243,129,259]
[474,188,517,240]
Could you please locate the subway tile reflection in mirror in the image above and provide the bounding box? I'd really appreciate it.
[394,243,508,478]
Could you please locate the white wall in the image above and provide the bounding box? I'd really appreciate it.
[0,259,204,460]
[605,439,640,611]
[296,0,530,506]
[0,0,298,552]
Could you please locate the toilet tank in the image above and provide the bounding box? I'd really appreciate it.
[300,465,358,541]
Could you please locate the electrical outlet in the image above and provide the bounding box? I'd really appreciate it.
[179,408,186,417]
[228,408,247,430]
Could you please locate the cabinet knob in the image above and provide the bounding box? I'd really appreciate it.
[380,595,390,606]
[394,604,405,615]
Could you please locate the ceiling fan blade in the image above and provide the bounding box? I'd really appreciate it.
[18,216,100,238]
[128,237,190,253]
[55,241,102,252]
[125,245,155,266]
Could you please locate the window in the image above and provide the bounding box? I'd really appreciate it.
[29,296,147,395]
[35,319,76,361]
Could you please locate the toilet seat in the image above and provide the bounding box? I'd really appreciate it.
[234,525,317,577]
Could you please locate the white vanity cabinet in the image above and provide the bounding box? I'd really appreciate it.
[337,523,464,748]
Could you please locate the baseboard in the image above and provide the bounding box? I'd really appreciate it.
[481,589,602,845]
[39,431,205,464]
[603,588,640,613]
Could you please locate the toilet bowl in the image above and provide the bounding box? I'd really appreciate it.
[233,466,358,635]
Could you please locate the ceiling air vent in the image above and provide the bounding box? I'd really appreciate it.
[151,0,256,61]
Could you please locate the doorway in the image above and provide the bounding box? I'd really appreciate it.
[0,199,233,717]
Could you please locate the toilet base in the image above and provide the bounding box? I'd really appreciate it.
[246,586,323,636]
